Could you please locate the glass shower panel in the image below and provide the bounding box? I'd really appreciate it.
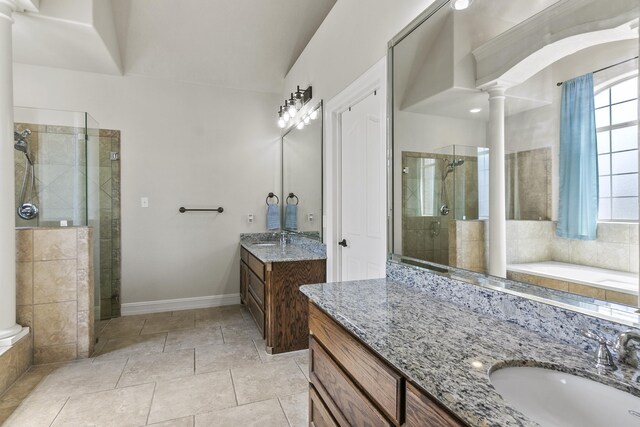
[13,107,102,328]
[86,113,101,325]
[14,108,89,227]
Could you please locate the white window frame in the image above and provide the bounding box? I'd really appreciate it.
[595,75,639,222]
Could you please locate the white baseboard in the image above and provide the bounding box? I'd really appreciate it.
[120,294,241,316]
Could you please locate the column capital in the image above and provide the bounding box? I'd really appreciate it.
[0,0,18,22]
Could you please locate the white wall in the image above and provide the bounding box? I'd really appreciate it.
[283,0,437,102]
[13,63,281,304]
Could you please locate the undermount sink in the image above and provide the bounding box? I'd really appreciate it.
[490,366,640,427]
[251,242,277,247]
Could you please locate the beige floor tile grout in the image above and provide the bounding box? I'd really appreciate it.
[144,382,157,426]
[113,356,130,388]
[276,396,294,427]
[228,368,239,407]
[47,396,70,427]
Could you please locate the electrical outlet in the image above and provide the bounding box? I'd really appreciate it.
[141,197,149,208]
[247,213,254,223]
[308,214,313,222]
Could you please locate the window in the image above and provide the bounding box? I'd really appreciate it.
[596,75,639,221]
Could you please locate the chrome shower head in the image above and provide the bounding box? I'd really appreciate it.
[14,129,33,164]
[442,158,465,180]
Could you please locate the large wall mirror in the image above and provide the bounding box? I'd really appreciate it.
[390,0,640,310]
[282,102,323,240]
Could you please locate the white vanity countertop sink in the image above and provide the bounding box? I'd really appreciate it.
[301,278,640,427]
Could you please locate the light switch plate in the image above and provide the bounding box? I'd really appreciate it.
[141,197,149,208]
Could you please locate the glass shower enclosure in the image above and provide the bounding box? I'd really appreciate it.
[401,144,487,266]
[14,107,102,328]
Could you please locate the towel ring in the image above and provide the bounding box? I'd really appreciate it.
[266,192,279,205]
[286,193,299,205]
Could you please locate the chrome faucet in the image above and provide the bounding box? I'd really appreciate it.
[581,330,617,371]
[614,331,640,368]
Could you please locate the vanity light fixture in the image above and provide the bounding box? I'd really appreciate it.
[451,0,473,10]
[287,97,298,117]
[469,108,482,113]
[276,85,313,128]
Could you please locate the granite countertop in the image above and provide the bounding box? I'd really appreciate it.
[301,278,640,427]
[240,236,326,263]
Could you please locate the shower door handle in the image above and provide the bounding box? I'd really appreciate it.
[338,239,348,248]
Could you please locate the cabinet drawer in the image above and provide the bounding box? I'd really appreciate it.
[248,270,265,309]
[310,338,392,427]
[309,384,338,427]
[247,292,265,337]
[247,252,266,281]
[309,303,403,424]
[406,383,463,427]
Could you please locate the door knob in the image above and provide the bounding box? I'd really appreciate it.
[338,239,348,247]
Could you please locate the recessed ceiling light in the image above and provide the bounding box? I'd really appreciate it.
[469,108,482,113]
[451,0,473,10]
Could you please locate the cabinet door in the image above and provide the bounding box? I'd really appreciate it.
[406,383,463,427]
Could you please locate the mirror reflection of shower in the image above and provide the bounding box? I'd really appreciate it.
[14,129,38,220]
[440,158,464,215]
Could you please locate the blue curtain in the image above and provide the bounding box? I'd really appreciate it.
[557,73,598,240]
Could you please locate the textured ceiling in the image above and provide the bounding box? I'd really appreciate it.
[111,0,337,93]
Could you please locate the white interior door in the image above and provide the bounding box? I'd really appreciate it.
[340,91,386,281]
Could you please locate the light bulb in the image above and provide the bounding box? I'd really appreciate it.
[451,0,472,10]
[278,118,285,128]
[310,109,318,120]
[304,115,310,125]
[288,104,297,117]
[283,111,290,121]
[296,122,304,130]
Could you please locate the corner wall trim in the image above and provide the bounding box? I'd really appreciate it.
[120,294,241,316]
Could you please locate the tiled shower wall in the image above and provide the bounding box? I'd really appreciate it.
[402,151,479,264]
[505,147,552,221]
[14,123,121,321]
[98,129,121,319]
[16,227,94,364]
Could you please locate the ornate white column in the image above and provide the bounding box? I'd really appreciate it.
[487,85,507,278]
[0,0,28,345]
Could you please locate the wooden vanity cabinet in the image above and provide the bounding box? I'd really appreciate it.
[308,302,467,427]
[239,246,325,354]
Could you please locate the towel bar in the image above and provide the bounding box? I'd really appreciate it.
[179,207,224,213]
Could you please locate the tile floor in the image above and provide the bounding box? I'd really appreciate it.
[0,305,309,427]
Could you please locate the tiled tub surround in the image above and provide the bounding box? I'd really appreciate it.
[0,334,32,410]
[450,219,639,303]
[302,267,640,426]
[16,227,94,364]
[239,233,326,262]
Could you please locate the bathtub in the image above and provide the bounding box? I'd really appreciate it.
[507,261,638,296]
